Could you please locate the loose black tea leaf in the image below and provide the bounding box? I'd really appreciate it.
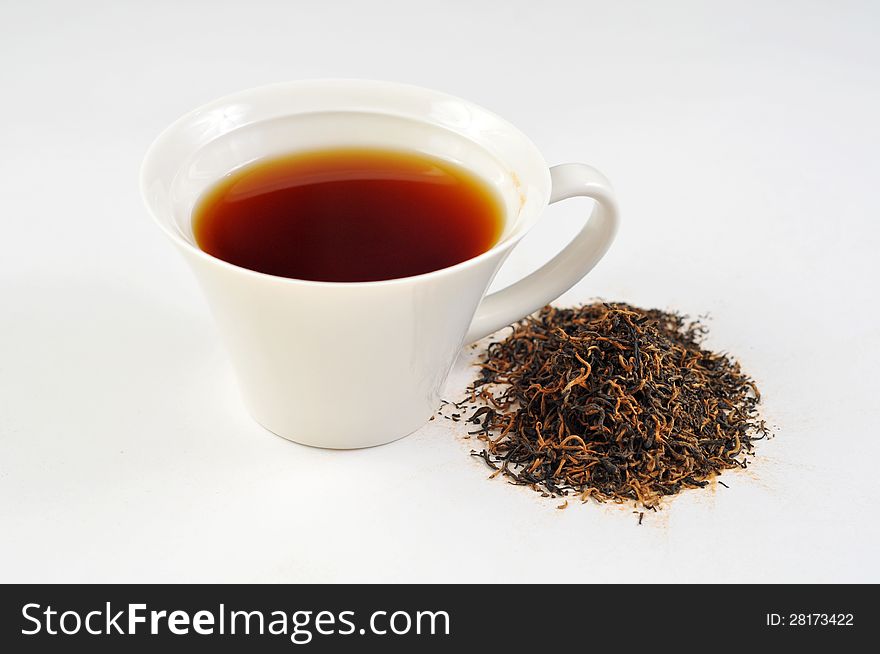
[464,302,769,509]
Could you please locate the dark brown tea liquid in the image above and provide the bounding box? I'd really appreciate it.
[192,148,504,282]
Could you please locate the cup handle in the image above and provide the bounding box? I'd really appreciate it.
[465,163,619,343]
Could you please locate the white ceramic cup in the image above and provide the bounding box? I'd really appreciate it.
[141,80,619,448]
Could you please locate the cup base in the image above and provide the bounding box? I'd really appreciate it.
[250,409,435,450]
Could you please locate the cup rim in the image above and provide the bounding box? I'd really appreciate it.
[140,79,551,288]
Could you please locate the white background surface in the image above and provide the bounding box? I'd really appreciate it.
[1,0,878,583]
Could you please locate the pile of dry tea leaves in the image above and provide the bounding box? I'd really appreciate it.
[463,302,768,508]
